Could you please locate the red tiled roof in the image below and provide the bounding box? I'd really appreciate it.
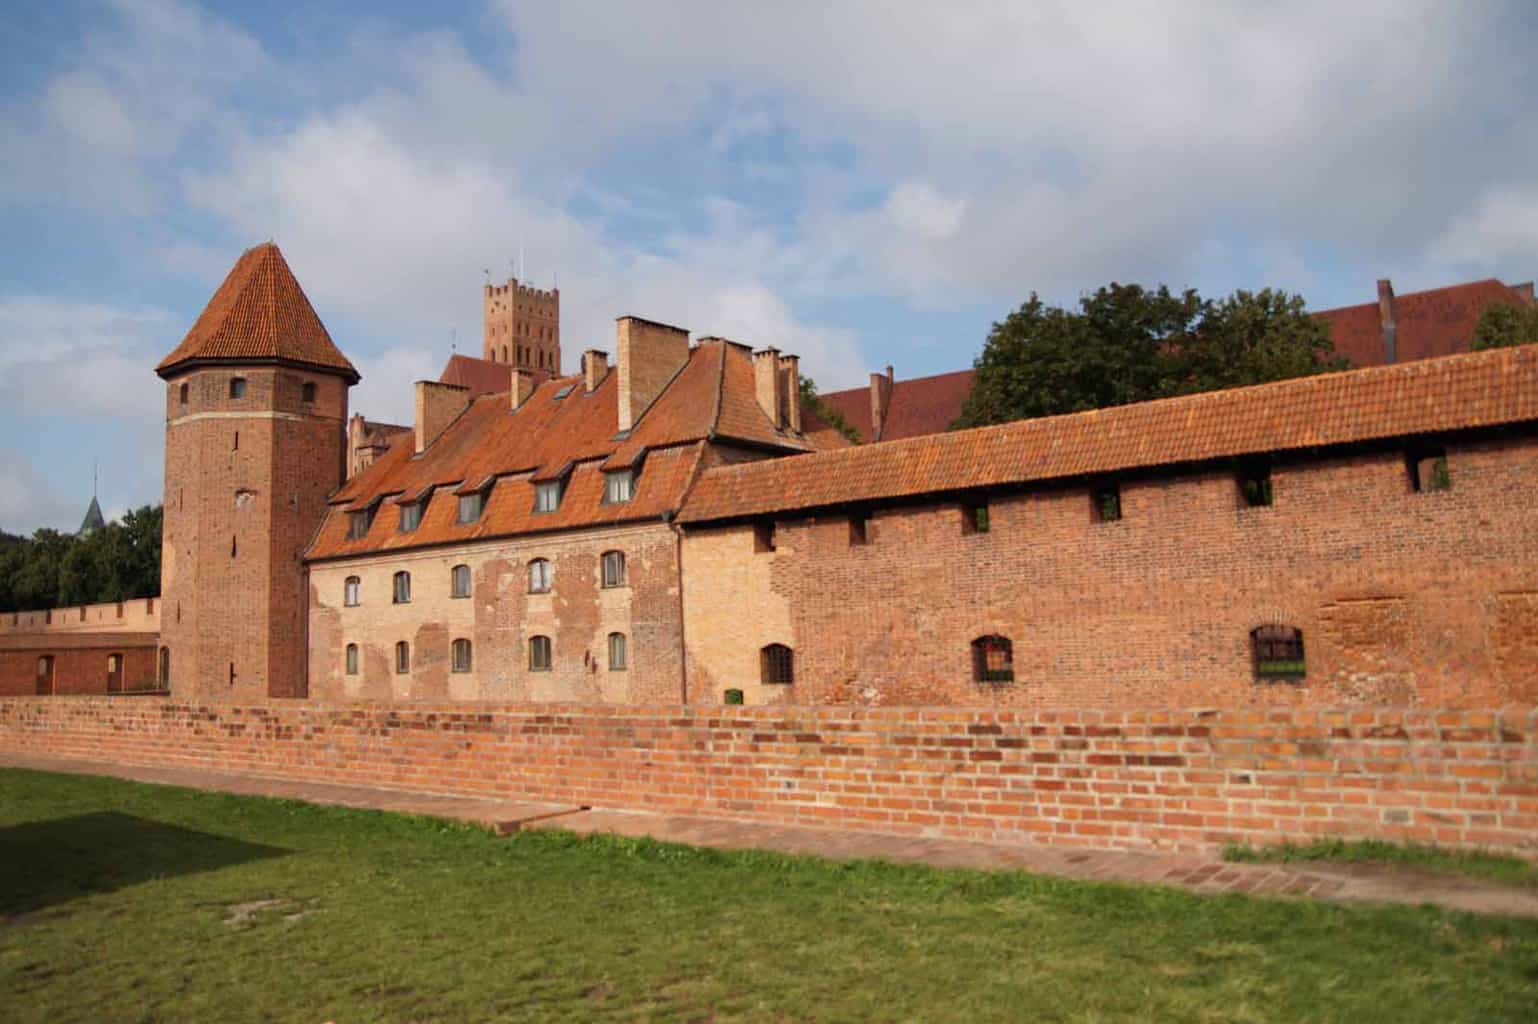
[679,344,1538,524]
[310,340,825,560]
[1314,279,1535,367]
[815,369,977,443]
[156,242,358,381]
[439,354,553,398]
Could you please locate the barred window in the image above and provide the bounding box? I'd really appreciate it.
[451,638,472,673]
[392,571,411,604]
[343,576,360,607]
[529,635,552,672]
[972,635,1014,684]
[395,641,410,674]
[345,644,359,675]
[601,550,626,588]
[1252,625,1306,681]
[528,558,552,594]
[608,632,627,671]
[451,564,471,598]
[761,643,794,685]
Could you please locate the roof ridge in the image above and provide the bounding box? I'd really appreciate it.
[707,339,727,437]
[1312,278,1514,316]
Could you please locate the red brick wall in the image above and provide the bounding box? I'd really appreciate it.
[2,697,1533,857]
[0,648,158,696]
[682,435,1538,708]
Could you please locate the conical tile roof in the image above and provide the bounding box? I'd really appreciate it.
[78,496,105,535]
[156,242,359,381]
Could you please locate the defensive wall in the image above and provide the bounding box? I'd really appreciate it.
[1,697,1533,858]
[0,599,162,696]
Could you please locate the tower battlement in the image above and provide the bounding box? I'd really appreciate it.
[484,276,561,374]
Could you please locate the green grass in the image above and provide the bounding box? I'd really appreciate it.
[1224,837,1538,888]
[3,769,1537,1023]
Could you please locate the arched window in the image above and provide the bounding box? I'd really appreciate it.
[601,550,626,588]
[343,576,361,607]
[395,641,410,674]
[229,377,246,399]
[1251,625,1306,680]
[529,635,552,671]
[972,635,1014,684]
[345,644,359,675]
[392,571,411,604]
[178,382,189,405]
[451,638,472,673]
[528,558,552,594]
[608,632,627,671]
[761,644,794,685]
[35,655,54,695]
[301,381,316,404]
[451,564,471,598]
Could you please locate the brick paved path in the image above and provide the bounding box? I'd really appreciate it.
[6,751,1536,919]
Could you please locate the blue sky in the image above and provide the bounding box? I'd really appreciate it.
[2,1,1536,532]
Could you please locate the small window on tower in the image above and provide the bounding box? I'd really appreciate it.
[229,377,246,399]
[301,381,316,404]
[178,382,189,405]
[345,644,359,675]
[1092,482,1122,523]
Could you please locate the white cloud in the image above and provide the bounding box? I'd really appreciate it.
[1430,187,1538,267]
[0,296,171,420]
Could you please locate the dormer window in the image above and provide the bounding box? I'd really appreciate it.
[399,501,422,533]
[456,491,485,524]
[347,505,377,540]
[603,469,634,505]
[533,480,563,514]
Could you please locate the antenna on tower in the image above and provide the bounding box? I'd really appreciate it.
[450,327,457,354]
[519,237,525,283]
[93,458,98,500]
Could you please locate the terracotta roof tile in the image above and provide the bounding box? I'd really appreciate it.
[156,242,358,381]
[1314,279,1535,367]
[439,354,553,398]
[680,345,1538,524]
[817,369,976,442]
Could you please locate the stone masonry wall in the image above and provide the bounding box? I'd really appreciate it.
[1,697,1533,857]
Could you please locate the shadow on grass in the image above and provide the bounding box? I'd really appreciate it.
[0,812,289,917]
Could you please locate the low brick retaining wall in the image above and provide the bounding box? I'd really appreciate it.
[2,698,1534,855]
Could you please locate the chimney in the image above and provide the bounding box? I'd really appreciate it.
[615,316,690,431]
[1377,278,1398,364]
[509,368,536,411]
[346,413,368,479]
[582,349,609,393]
[777,353,801,433]
[870,365,894,442]
[754,347,785,429]
[414,380,470,454]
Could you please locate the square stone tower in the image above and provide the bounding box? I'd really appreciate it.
[483,276,561,375]
[155,242,358,700]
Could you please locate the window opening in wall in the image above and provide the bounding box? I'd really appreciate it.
[1092,482,1122,522]
[344,576,360,607]
[228,662,236,687]
[302,381,316,404]
[395,641,410,674]
[230,535,237,558]
[962,500,990,534]
[158,647,170,686]
[347,506,377,540]
[724,688,745,705]
[603,469,635,504]
[345,644,359,675]
[393,571,411,604]
[1251,625,1306,681]
[849,511,869,546]
[35,655,54,695]
[451,564,471,598]
[399,501,422,532]
[608,632,627,671]
[754,521,776,553]
[1237,457,1273,508]
[233,430,239,451]
[229,377,246,399]
[451,638,472,673]
[528,558,552,594]
[761,643,794,685]
[1407,445,1451,493]
[457,489,486,524]
[533,480,563,513]
[972,635,1015,684]
[179,382,188,405]
[601,550,626,588]
[529,635,552,671]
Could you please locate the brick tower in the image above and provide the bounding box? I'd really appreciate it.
[483,276,561,374]
[156,242,359,700]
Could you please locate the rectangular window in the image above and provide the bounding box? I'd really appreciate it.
[533,481,562,514]
[603,470,634,504]
[601,551,626,588]
[347,508,375,540]
[345,644,358,675]
[399,502,422,532]
[395,641,410,674]
[343,576,360,607]
[456,492,485,524]
[962,501,990,534]
[393,572,411,604]
[1237,458,1273,508]
[1407,446,1451,493]
[754,521,776,553]
[1092,483,1122,523]
[608,632,627,671]
[451,564,471,598]
[451,638,472,673]
[849,512,868,546]
[529,635,552,671]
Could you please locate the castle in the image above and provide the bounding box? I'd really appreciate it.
[4,242,1537,710]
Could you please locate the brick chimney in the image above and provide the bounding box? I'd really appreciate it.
[777,354,801,432]
[870,364,894,442]
[582,349,609,393]
[1377,278,1398,364]
[509,368,536,411]
[616,316,690,431]
[754,347,784,429]
[414,380,470,454]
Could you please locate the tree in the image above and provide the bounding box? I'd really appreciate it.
[953,284,1349,429]
[1472,303,1538,351]
[799,376,863,444]
[0,506,163,613]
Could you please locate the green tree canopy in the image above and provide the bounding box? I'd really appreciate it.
[0,505,162,614]
[953,284,1349,428]
[1472,303,1538,351]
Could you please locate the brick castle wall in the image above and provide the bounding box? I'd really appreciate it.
[2,697,1533,857]
[682,435,1538,708]
[0,647,157,697]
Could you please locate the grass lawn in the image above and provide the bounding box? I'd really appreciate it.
[1224,838,1538,889]
[3,768,1537,1022]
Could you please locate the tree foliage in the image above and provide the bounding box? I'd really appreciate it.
[1472,303,1538,351]
[0,505,162,613]
[953,284,1350,428]
[799,375,863,444]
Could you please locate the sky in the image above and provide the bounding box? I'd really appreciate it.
[1,0,1536,533]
